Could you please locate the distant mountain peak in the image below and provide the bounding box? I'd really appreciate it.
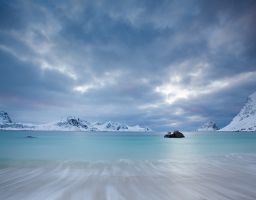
[0,111,12,124]
[57,116,89,129]
[221,91,256,131]
[197,121,219,131]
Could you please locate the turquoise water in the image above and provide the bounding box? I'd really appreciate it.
[1,131,256,200]
[0,131,256,161]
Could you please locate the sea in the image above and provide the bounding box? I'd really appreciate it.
[0,131,256,200]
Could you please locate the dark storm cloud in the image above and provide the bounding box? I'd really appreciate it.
[0,0,255,130]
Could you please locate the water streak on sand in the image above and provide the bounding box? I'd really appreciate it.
[1,155,256,200]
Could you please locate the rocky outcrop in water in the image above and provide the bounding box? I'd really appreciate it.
[25,136,37,139]
[164,130,185,138]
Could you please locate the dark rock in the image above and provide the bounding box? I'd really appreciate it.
[164,130,185,138]
[25,136,36,139]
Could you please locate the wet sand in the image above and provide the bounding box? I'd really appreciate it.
[1,155,256,200]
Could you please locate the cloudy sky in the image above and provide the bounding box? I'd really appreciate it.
[0,0,255,130]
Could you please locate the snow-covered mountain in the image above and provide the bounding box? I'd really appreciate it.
[91,121,151,132]
[221,92,256,131]
[0,113,151,132]
[197,121,219,131]
[0,111,35,130]
[0,111,12,124]
[37,117,151,132]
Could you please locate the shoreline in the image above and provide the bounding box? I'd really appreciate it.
[1,154,256,200]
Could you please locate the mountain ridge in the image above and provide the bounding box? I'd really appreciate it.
[0,112,151,132]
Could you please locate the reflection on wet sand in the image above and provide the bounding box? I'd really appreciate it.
[1,155,256,200]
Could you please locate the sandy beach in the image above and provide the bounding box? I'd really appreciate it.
[1,155,256,200]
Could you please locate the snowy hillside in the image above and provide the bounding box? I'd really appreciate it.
[197,121,219,131]
[221,92,256,131]
[0,113,151,132]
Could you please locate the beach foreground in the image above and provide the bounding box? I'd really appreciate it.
[1,155,256,200]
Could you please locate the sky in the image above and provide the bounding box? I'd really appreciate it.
[0,0,255,131]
